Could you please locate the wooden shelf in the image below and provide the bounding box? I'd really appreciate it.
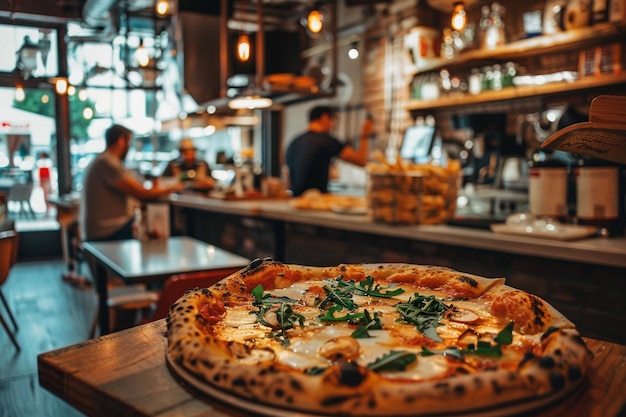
[407,22,626,75]
[406,74,626,112]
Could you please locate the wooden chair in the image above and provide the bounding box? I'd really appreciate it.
[89,282,161,338]
[140,267,243,324]
[0,230,20,351]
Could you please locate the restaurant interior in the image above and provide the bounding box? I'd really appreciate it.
[0,0,625,416]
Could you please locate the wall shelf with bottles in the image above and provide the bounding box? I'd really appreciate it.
[405,20,626,113]
[406,73,626,111]
[406,21,626,75]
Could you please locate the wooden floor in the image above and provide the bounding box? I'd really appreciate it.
[0,258,95,417]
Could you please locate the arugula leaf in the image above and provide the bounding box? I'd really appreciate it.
[421,346,463,360]
[336,276,406,298]
[251,284,266,304]
[420,322,515,358]
[251,285,305,347]
[265,303,305,347]
[395,293,449,342]
[494,321,514,345]
[350,310,383,338]
[306,366,327,375]
[252,284,299,306]
[321,285,358,310]
[367,351,417,372]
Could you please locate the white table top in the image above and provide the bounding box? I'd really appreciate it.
[82,236,250,283]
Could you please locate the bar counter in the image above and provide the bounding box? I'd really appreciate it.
[169,193,626,268]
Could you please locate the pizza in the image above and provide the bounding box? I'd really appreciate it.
[166,259,591,416]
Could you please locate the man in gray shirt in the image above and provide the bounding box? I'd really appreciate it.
[80,124,182,241]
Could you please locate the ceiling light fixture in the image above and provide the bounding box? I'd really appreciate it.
[236,33,251,62]
[302,3,326,37]
[348,42,359,60]
[51,77,69,95]
[451,2,468,32]
[14,83,25,102]
[15,35,42,79]
[134,38,150,67]
[228,95,273,110]
[155,0,170,17]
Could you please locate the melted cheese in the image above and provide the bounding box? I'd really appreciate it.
[216,278,521,382]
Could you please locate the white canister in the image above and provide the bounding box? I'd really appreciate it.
[528,166,568,218]
[575,166,618,220]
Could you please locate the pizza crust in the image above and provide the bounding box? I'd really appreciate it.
[166,260,591,416]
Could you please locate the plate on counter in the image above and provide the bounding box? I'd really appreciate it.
[490,223,598,241]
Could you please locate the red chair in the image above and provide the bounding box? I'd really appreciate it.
[141,267,243,324]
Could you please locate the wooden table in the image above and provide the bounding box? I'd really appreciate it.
[38,320,626,417]
[82,236,250,335]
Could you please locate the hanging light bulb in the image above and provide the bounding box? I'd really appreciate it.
[236,33,251,62]
[155,0,170,17]
[52,77,69,95]
[348,42,359,60]
[306,8,325,35]
[451,2,468,32]
[14,84,25,102]
[134,38,150,67]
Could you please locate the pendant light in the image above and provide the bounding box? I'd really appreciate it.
[134,38,150,67]
[14,82,25,102]
[155,0,170,17]
[236,33,251,62]
[348,42,359,60]
[302,3,326,37]
[51,77,69,95]
[451,2,468,32]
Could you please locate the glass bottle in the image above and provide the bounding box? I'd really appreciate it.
[479,5,492,49]
[485,2,506,48]
[491,64,503,91]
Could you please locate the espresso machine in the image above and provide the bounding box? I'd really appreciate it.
[449,113,530,228]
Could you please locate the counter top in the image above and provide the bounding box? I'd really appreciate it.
[169,194,626,269]
[38,319,626,417]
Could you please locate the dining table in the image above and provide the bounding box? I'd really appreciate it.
[38,319,626,417]
[82,236,250,335]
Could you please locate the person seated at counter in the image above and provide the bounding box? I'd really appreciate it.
[80,124,183,243]
[286,105,373,197]
[162,138,215,190]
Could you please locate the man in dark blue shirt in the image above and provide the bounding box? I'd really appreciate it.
[286,106,372,197]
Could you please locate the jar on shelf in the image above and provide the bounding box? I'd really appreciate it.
[491,64,503,91]
[468,68,483,95]
[502,62,518,87]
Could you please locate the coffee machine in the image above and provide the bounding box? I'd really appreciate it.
[450,113,529,227]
